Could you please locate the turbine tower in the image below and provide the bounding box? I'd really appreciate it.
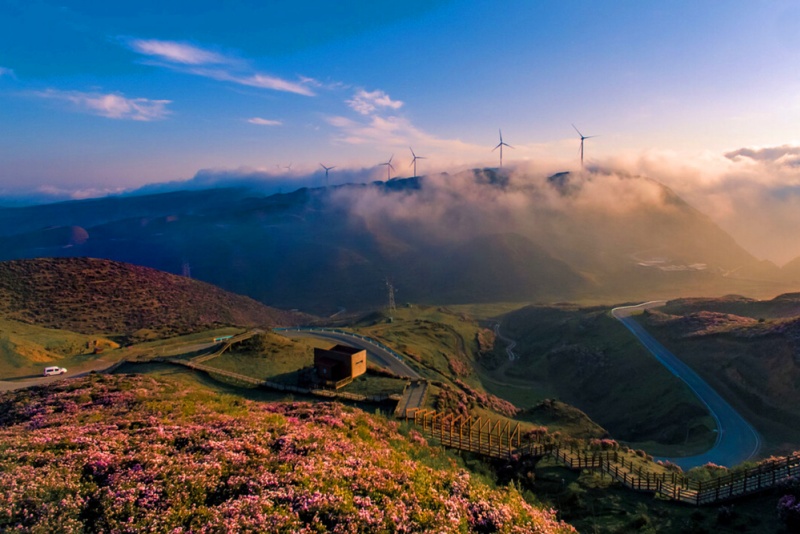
[379,154,395,180]
[409,146,426,178]
[572,124,597,168]
[319,163,335,187]
[492,129,513,167]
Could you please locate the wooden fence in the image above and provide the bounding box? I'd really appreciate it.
[410,408,526,460]
[407,408,800,506]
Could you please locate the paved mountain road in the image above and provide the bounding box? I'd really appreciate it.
[612,301,761,470]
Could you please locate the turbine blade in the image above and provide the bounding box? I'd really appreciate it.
[572,123,583,137]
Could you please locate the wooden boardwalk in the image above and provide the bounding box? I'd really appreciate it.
[394,380,429,418]
[407,408,800,506]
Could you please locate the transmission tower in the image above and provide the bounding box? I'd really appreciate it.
[385,277,396,316]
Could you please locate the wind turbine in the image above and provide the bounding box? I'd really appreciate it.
[379,154,395,180]
[572,124,597,168]
[409,147,426,177]
[284,162,293,172]
[492,129,513,167]
[319,163,335,187]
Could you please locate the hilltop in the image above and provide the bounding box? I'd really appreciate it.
[0,257,308,341]
[0,373,575,533]
[0,168,794,313]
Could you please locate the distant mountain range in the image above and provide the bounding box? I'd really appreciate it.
[0,168,796,313]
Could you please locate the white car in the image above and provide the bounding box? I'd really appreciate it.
[43,366,67,376]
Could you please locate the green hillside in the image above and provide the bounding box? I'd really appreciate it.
[0,317,119,378]
[496,304,716,456]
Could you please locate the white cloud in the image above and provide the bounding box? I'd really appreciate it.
[0,66,16,79]
[725,145,800,167]
[192,68,314,96]
[603,147,800,265]
[125,37,316,96]
[346,89,403,115]
[36,184,126,200]
[128,39,228,65]
[325,113,485,155]
[248,117,282,126]
[34,89,171,121]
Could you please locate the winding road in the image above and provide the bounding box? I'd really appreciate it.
[493,323,518,361]
[612,301,761,470]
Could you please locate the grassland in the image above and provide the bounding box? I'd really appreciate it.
[354,305,487,387]
[358,303,716,455]
[0,317,120,379]
[636,298,800,456]
[497,305,717,456]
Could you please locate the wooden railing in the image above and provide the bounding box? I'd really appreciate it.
[407,408,800,506]
[410,408,525,460]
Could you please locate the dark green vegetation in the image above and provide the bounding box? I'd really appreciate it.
[487,304,716,456]
[534,463,785,533]
[638,293,800,455]
[0,257,307,342]
[0,169,795,314]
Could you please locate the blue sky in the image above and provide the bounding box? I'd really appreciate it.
[3,1,800,261]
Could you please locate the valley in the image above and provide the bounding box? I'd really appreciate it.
[3,175,800,531]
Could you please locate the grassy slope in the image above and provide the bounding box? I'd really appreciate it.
[0,317,119,375]
[0,257,308,342]
[118,362,785,534]
[498,305,716,456]
[637,298,800,455]
[0,373,575,533]
[351,306,609,439]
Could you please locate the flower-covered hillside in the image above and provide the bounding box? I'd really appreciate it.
[0,374,575,533]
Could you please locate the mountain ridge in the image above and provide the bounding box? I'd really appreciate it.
[0,168,794,312]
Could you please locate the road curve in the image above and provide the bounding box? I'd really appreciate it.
[612,301,761,470]
[493,323,518,361]
[276,328,421,379]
